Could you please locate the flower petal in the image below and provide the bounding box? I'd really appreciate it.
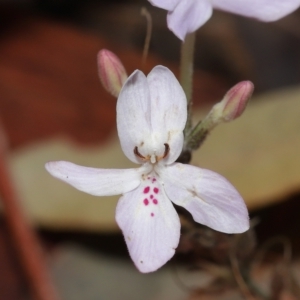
[148,0,180,11]
[45,161,142,196]
[212,0,300,22]
[117,70,152,164]
[147,66,187,164]
[117,66,187,165]
[167,0,212,40]
[160,163,249,234]
[116,174,180,273]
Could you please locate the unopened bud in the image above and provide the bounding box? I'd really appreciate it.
[97,49,128,97]
[213,81,254,122]
[186,81,254,150]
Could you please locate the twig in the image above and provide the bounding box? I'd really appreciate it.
[252,236,292,270]
[229,250,257,300]
[251,236,295,299]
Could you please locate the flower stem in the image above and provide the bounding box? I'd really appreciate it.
[141,7,152,69]
[184,112,217,151]
[184,120,208,151]
[180,32,196,136]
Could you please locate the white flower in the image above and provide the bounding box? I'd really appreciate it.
[148,0,300,40]
[46,66,249,273]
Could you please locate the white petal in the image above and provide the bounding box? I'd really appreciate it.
[148,0,180,11]
[117,70,152,164]
[212,0,300,22]
[160,163,249,234]
[116,174,180,273]
[167,0,212,40]
[45,161,141,196]
[147,66,187,163]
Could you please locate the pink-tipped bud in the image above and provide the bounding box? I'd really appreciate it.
[97,49,128,97]
[220,81,254,121]
[191,81,254,146]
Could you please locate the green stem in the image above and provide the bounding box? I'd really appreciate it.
[184,119,210,151]
[184,108,220,151]
[180,32,196,136]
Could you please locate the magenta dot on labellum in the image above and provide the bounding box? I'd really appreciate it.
[150,195,153,199]
[143,199,149,206]
[151,213,154,217]
[143,186,150,194]
[153,187,159,194]
[152,178,157,183]
[153,199,158,205]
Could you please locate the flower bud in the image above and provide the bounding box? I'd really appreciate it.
[185,81,254,151]
[97,49,128,97]
[214,81,254,122]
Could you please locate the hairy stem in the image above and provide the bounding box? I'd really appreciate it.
[180,32,196,136]
[141,7,152,69]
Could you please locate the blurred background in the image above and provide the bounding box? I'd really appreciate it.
[1,0,300,299]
